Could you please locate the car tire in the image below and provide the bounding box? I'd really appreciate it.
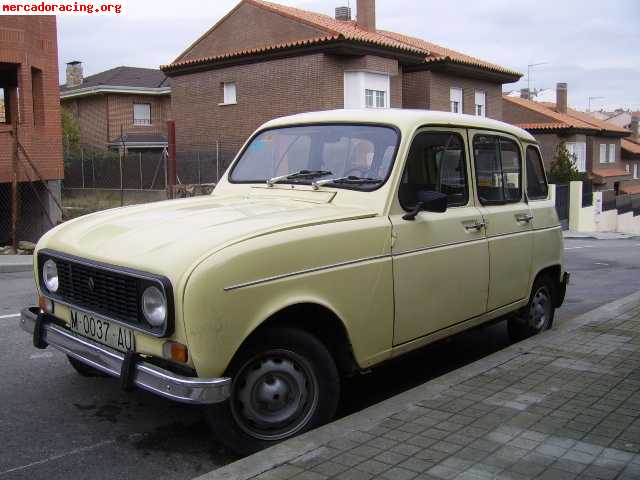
[206,327,340,455]
[508,275,555,342]
[67,355,108,377]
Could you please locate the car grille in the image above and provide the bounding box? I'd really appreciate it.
[56,259,140,324]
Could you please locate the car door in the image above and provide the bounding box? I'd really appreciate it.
[469,131,533,311]
[390,128,490,345]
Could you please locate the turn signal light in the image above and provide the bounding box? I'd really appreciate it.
[163,341,188,363]
[38,295,53,314]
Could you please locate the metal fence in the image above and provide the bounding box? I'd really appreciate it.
[582,180,593,208]
[554,184,570,226]
[616,194,632,215]
[602,189,617,212]
[633,197,640,217]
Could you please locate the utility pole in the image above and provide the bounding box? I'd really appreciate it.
[527,62,548,98]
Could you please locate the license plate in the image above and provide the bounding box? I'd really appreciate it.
[69,309,136,353]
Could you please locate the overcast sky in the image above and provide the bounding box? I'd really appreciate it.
[57,0,640,111]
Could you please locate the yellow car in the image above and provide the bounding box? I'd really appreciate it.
[21,109,568,454]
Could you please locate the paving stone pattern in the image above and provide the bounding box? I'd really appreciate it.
[251,302,640,480]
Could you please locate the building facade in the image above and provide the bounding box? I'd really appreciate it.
[162,0,521,167]
[60,64,171,151]
[503,84,631,191]
[0,15,63,244]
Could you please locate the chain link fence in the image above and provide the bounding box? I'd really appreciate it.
[61,141,245,218]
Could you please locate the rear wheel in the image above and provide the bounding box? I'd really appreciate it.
[67,355,108,377]
[206,327,340,455]
[508,275,555,342]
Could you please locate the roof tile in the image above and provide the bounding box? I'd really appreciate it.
[622,138,640,155]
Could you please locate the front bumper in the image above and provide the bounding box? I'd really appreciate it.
[20,307,231,405]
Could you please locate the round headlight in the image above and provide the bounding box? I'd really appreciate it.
[142,286,167,327]
[42,259,59,292]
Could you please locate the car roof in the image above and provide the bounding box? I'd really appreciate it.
[261,109,537,143]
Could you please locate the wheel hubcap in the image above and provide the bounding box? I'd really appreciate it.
[529,287,551,331]
[231,350,318,441]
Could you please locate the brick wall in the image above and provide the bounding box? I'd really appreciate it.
[403,71,502,120]
[502,98,552,125]
[63,93,172,148]
[0,16,63,183]
[176,1,327,63]
[170,52,401,161]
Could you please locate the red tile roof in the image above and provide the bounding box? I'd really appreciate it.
[622,138,640,156]
[622,184,640,194]
[163,0,521,78]
[591,167,631,178]
[504,96,630,135]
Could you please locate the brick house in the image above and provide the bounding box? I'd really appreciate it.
[503,84,631,191]
[621,114,640,195]
[60,63,171,151]
[161,0,521,165]
[0,16,63,244]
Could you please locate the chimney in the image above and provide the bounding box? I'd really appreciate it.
[356,0,375,31]
[520,88,530,100]
[556,82,568,113]
[66,61,83,87]
[631,113,640,142]
[335,6,351,21]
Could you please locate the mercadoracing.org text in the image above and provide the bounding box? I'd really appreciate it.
[2,1,122,14]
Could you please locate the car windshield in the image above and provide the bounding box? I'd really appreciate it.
[230,124,399,190]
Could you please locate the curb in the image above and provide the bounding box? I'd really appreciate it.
[194,290,640,480]
[0,256,33,274]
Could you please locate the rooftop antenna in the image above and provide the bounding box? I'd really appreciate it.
[527,62,548,97]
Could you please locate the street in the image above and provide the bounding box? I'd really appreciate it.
[1,238,639,480]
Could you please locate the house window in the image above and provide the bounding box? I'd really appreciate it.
[0,88,6,123]
[133,103,151,126]
[566,142,586,172]
[634,163,639,179]
[365,89,386,109]
[343,72,390,109]
[475,91,486,117]
[222,82,237,105]
[608,144,616,163]
[450,87,463,113]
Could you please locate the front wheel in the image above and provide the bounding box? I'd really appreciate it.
[206,327,340,455]
[508,275,555,342]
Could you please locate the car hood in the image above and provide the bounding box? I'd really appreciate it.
[38,193,376,283]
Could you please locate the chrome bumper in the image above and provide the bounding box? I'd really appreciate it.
[20,307,231,405]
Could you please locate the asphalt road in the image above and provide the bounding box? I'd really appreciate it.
[1,237,639,480]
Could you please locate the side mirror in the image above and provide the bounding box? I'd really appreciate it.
[402,190,448,221]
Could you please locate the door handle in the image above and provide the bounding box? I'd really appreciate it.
[515,213,534,223]
[463,220,487,232]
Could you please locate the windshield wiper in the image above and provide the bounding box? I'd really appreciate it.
[312,176,383,190]
[266,170,332,187]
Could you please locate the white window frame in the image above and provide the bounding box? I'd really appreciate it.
[599,143,607,164]
[344,71,390,109]
[634,163,639,179]
[474,90,486,117]
[133,103,151,126]
[450,87,463,114]
[220,82,237,105]
[566,142,586,173]
[608,143,616,163]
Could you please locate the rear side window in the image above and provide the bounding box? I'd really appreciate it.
[526,146,549,200]
[399,131,468,209]
[473,135,522,204]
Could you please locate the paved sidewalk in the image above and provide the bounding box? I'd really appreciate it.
[200,292,640,480]
[563,231,637,240]
[0,255,33,273]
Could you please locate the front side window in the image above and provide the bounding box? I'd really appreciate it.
[475,91,486,117]
[450,87,463,113]
[399,131,468,209]
[133,103,151,126]
[474,135,522,204]
[230,124,398,190]
[526,146,549,200]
